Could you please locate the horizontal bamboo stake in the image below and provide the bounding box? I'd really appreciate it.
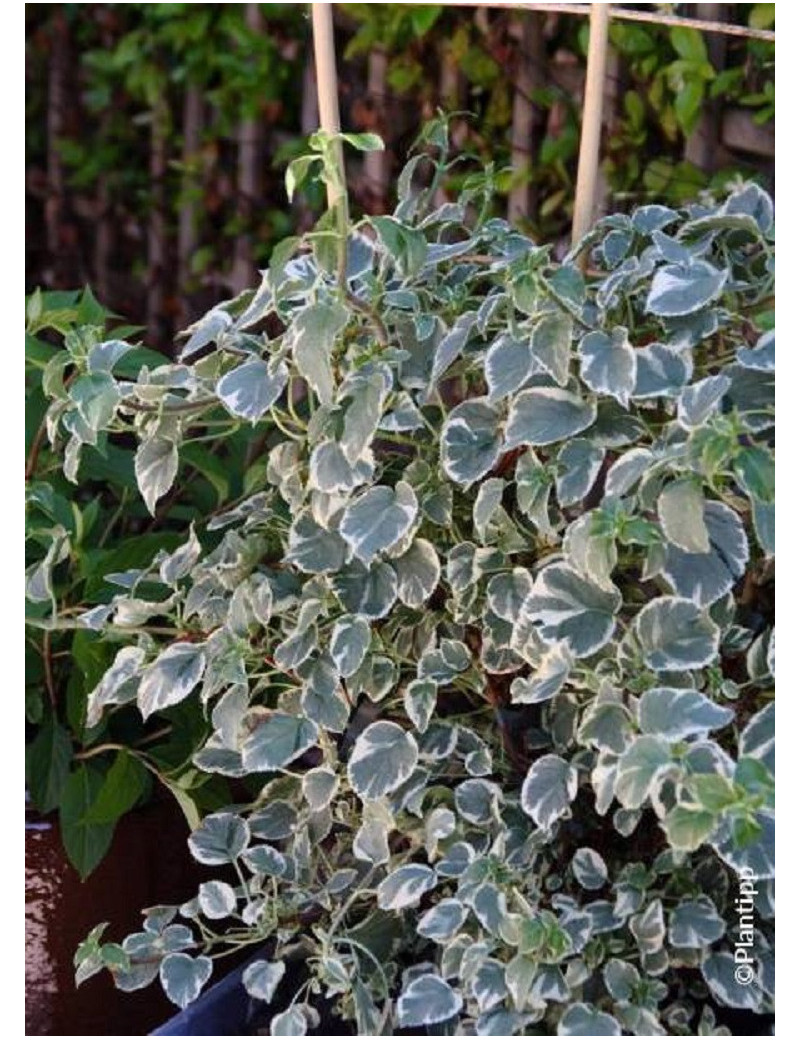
[436,2,775,42]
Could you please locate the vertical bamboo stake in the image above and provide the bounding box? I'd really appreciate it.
[571,2,610,259]
[311,3,346,216]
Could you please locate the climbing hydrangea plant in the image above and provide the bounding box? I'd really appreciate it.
[44,124,774,1034]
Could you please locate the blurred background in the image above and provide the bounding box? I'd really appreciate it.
[25,3,774,349]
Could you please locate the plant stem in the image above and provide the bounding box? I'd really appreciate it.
[121,396,218,415]
[327,865,377,937]
[269,408,305,441]
[25,419,50,481]
[233,857,250,901]
[344,288,390,349]
[98,488,130,548]
[42,629,57,710]
[136,725,173,747]
[75,741,139,761]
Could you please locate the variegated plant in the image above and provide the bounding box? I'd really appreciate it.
[54,124,775,1033]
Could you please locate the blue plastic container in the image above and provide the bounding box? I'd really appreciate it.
[151,954,258,1036]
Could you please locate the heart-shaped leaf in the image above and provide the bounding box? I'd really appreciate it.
[441,400,503,486]
[160,953,213,1009]
[523,562,621,658]
[521,754,578,829]
[340,482,418,565]
[348,721,418,800]
[645,260,728,317]
[243,959,286,1002]
[397,974,463,1028]
[579,327,636,406]
[241,713,319,772]
[638,687,733,739]
[188,812,249,865]
[377,864,437,910]
[558,1003,621,1035]
[635,597,719,671]
[216,358,288,422]
[506,388,596,448]
[137,643,206,720]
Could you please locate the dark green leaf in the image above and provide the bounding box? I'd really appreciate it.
[59,766,116,878]
[27,712,73,813]
[82,751,148,825]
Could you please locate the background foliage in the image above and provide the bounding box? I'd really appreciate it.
[25,288,248,874]
[26,3,774,348]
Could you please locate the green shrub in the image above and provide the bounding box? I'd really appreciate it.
[42,125,773,1033]
[25,290,258,875]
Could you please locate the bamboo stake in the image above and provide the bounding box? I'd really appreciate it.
[311,3,346,215]
[435,2,774,42]
[572,3,609,255]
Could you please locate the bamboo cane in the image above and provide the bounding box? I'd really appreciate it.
[435,2,774,42]
[311,3,346,216]
[572,3,610,258]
